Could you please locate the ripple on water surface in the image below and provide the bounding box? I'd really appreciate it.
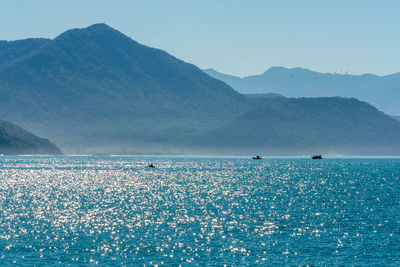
[0,156,399,265]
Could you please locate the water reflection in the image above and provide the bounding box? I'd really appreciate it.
[0,156,399,265]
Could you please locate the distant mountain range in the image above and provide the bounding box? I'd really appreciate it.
[1,24,400,155]
[203,67,400,115]
[0,120,61,155]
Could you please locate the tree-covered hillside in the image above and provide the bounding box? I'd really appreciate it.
[0,38,51,67]
[193,97,400,155]
[0,120,62,155]
[0,24,248,153]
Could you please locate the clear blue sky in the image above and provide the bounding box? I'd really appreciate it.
[1,0,399,76]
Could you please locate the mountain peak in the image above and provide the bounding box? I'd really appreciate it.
[86,23,112,30]
[84,23,122,35]
[54,23,124,41]
[264,66,312,75]
[266,66,288,72]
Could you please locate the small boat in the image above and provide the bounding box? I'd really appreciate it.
[252,155,262,160]
[311,155,322,159]
[146,163,155,168]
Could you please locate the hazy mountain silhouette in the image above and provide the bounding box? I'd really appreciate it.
[0,23,247,153]
[193,97,400,155]
[204,67,400,115]
[1,24,400,155]
[0,120,61,155]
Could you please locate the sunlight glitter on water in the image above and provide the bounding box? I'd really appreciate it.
[0,156,399,265]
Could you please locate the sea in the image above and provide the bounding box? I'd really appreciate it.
[0,156,399,266]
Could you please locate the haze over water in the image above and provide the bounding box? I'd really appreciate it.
[0,156,399,265]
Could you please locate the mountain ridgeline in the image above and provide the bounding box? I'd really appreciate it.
[0,38,51,66]
[204,67,400,115]
[194,97,400,155]
[1,23,400,155]
[0,120,61,155]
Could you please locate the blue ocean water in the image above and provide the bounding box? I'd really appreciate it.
[0,156,399,265]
